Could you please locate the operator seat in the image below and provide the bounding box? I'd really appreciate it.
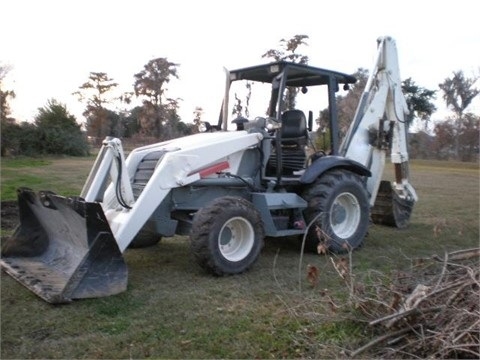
[268,109,308,175]
[281,109,308,143]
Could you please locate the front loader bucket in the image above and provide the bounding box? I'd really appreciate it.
[1,188,127,304]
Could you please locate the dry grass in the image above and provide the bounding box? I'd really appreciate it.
[1,157,479,359]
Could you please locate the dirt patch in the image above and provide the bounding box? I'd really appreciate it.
[1,201,19,233]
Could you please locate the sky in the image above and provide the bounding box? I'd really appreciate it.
[2,0,479,128]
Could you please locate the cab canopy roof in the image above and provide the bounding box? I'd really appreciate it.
[229,61,357,88]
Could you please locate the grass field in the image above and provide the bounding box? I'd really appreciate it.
[1,156,478,359]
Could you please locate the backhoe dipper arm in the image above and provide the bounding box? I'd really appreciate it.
[340,36,418,205]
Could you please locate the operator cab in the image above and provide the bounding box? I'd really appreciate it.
[219,61,356,184]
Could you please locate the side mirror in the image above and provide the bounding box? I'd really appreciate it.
[231,117,249,131]
[199,122,220,132]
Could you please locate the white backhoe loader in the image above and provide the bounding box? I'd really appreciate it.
[1,36,417,303]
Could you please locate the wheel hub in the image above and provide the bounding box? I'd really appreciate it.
[218,217,255,262]
[332,203,347,224]
[330,192,361,239]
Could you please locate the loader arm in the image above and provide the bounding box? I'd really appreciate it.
[80,137,134,206]
[98,131,264,252]
[339,36,417,225]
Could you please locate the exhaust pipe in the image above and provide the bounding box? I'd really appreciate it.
[1,188,127,304]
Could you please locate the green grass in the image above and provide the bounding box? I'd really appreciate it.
[0,156,95,200]
[0,158,52,168]
[1,157,479,359]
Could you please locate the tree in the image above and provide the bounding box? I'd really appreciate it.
[316,68,369,148]
[402,78,437,129]
[432,113,479,162]
[262,34,309,110]
[439,71,479,118]
[1,65,20,156]
[438,71,479,160]
[458,113,480,161]
[0,64,15,123]
[1,121,41,157]
[316,69,437,154]
[433,121,456,160]
[123,106,142,138]
[161,97,189,139]
[113,91,136,138]
[34,99,89,156]
[73,72,118,139]
[262,34,309,63]
[408,131,435,159]
[192,106,204,132]
[1,119,20,156]
[134,57,180,139]
[232,81,252,118]
[337,68,369,131]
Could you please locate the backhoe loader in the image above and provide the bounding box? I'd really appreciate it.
[1,36,417,303]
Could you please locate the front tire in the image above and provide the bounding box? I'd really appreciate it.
[190,196,264,275]
[128,223,162,248]
[302,170,369,253]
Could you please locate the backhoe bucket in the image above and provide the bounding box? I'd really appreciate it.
[371,180,415,228]
[1,188,127,304]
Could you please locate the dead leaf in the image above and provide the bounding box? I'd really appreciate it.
[317,243,328,255]
[389,292,402,310]
[336,257,349,278]
[306,264,319,288]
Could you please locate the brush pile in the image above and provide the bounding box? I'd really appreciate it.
[350,248,480,358]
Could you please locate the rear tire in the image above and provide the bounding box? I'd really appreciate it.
[190,196,264,275]
[302,170,369,253]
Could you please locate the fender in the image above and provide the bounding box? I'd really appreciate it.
[300,155,371,184]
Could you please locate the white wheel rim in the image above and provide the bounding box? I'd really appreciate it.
[330,192,361,239]
[218,216,255,262]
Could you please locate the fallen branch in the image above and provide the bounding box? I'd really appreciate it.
[349,247,479,358]
[432,248,480,262]
[369,305,443,327]
[350,326,420,358]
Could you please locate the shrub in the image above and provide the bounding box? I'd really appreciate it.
[1,99,90,157]
[34,99,89,156]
